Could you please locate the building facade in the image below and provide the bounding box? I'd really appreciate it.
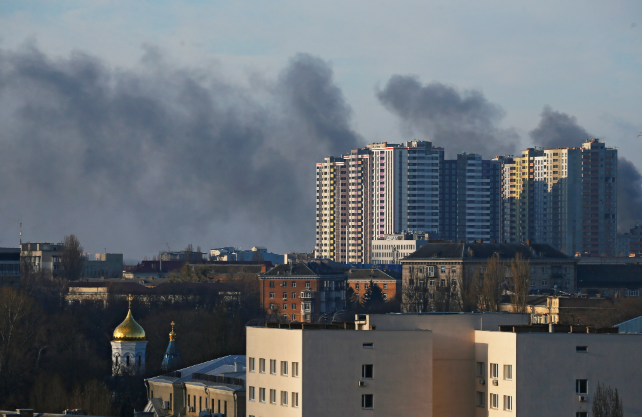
[370,231,428,264]
[616,223,642,257]
[0,248,20,286]
[400,242,577,312]
[497,139,617,256]
[20,242,62,273]
[346,268,401,303]
[259,262,347,323]
[146,355,246,417]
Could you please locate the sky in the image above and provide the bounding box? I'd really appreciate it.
[0,1,641,259]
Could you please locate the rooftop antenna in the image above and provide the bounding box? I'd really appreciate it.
[19,222,22,248]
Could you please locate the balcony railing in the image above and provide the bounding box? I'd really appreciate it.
[300,290,315,299]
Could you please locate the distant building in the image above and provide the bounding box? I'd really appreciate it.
[259,262,346,323]
[616,223,642,257]
[123,260,186,280]
[346,268,401,302]
[21,242,63,273]
[0,248,20,286]
[401,242,577,312]
[616,315,642,333]
[145,355,246,417]
[82,253,123,279]
[577,264,642,297]
[160,250,205,263]
[210,246,283,265]
[497,139,617,256]
[499,295,613,324]
[370,231,429,264]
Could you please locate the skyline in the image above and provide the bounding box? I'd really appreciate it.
[1,1,641,258]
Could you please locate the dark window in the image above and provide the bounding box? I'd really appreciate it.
[269,281,275,288]
[363,343,373,348]
[362,364,373,378]
[576,413,588,417]
[576,379,588,394]
[362,394,374,409]
[576,346,588,352]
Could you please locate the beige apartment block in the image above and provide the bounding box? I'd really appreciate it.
[245,324,432,417]
[475,327,642,416]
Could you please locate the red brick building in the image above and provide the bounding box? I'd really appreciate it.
[259,262,346,322]
[346,268,401,303]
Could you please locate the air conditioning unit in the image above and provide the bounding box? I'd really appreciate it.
[492,379,499,386]
[358,381,366,387]
[162,401,170,410]
[578,395,587,402]
[479,379,485,385]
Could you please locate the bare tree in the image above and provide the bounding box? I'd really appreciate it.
[456,266,481,312]
[61,235,85,281]
[402,267,430,313]
[592,381,623,417]
[480,254,504,312]
[509,253,531,314]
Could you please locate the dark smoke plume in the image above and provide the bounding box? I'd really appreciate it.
[529,106,642,232]
[618,158,642,232]
[0,46,360,257]
[529,106,590,148]
[376,75,519,158]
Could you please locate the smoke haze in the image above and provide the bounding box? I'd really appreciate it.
[529,106,642,232]
[376,75,519,158]
[0,46,360,257]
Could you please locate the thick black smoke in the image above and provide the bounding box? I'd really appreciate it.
[376,75,519,158]
[529,106,642,232]
[529,106,590,148]
[0,46,361,257]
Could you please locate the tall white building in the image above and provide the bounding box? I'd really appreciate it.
[315,141,442,264]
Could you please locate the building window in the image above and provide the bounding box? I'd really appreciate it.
[292,362,299,377]
[270,359,277,375]
[259,388,266,403]
[451,266,456,274]
[292,292,296,299]
[441,266,446,273]
[363,342,373,348]
[504,365,512,380]
[355,283,360,290]
[490,393,499,409]
[269,281,275,288]
[281,391,288,406]
[361,394,373,409]
[249,357,255,372]
[281,361,288,376]
[504,395,513,411]
[269,303,275,310]
[249,386,255,401]
[576,379,588,394]
[292,281,296,287]
[283,303,287,310]
[476,391,484,407]
[283,292,288,300]
[362,364,373,379]
[259,358,266,373]
[576,413,588,417]
[576,346,588,352]
[270,389,277,404]
[291,313,296,321]
[305,314,310,320]
[305,281,311,288]
[365,283,369,289]
[292,392,299,407]
[476,362,485,377]
[292,303,296,310]
[490,363,499,379]
[383,293,387,300]
[383,284,388,289]
[429,279,435,286]
[269,292,275,299]
[542,280,547,287]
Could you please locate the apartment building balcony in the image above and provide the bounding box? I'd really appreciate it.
[300,290,316,299]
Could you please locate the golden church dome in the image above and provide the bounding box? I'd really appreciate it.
[113,295,146,342]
